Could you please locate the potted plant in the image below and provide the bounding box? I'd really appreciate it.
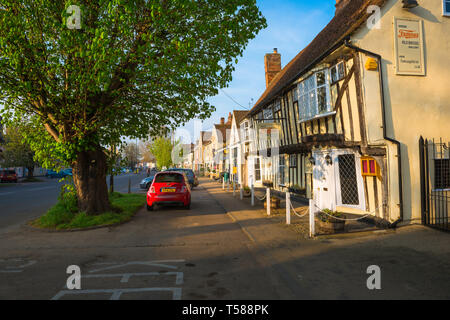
[243,186,251,197]
[317,209,346,232]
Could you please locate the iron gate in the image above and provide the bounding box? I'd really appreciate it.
[419,137,449,231]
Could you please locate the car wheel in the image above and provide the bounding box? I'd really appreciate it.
[184,202,191,210]
[146,183,151,190]
[146,204,153,211]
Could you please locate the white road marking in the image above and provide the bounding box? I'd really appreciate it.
[51,287,182,300]
[52,260,185,300]
[88,260,185,273]
[65,272,184,285]
[0,259,37,273]
[0,192,14,196]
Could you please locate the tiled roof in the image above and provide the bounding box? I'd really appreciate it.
[233,110,249,127]
[214,123,231,145]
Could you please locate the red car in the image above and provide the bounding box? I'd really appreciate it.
[147,171,191,211]
[0,169,18,183]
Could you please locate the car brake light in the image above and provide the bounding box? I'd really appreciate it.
[149,186,156,193]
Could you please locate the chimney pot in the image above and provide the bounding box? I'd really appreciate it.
[227,112,232,124]
[220,117,225,125]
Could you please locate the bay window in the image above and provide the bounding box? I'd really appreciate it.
[263,107,273,123]
[298,69,331,121]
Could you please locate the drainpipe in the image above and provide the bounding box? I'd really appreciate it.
[344,40,403,227]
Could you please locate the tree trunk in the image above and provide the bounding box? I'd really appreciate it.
[27,167,34,178]
[72,146,111,215]
[110,173,114,193]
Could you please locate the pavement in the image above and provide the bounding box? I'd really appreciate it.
[0,177,449,299]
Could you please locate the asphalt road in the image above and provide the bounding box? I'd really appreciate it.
[0,182,274,300]
[0,178,449,300]
[0,173,147,232]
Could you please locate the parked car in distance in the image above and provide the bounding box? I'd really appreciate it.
[147,171,191,211]
[0,169,18,183]
[62,168,72,177]
[46,168,72,178]
[166,168,198,188]
[140,174,156,190]
[45,170,61,178]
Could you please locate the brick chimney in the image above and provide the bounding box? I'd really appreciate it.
[264,48,281,88]
[335,0,351,15]
[227,112,232,124]
[220,117,225,125]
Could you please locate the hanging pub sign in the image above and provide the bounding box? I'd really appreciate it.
[393,17,425,76]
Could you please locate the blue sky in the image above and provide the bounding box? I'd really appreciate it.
[179,0,336,142]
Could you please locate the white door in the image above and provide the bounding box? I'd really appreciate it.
[312,151,336,211]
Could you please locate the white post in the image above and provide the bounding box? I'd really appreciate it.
[266,188,270,216]
[309,199,315,238]
[286,192,291,225]
[240,186,243,200]
[222,177,225,190]
[251,184,255,206]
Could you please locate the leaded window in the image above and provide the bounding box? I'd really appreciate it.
[298,70,331,121]
[338,154,359,205]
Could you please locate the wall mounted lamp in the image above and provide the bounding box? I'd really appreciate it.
[402,0,419,9]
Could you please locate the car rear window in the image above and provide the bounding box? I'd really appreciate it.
[154,173,184,183]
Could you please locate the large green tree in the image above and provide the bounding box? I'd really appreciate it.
[0,1,266,214]
[149,136,174,169]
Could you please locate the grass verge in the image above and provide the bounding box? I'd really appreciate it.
[30,192,146,230]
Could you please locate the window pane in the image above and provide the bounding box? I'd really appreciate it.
[292,88,298,102]
[331,67,338,83]
[306,76,314,92]
[155,173,184,183]
[317,86,327,113]
[338,154,359,205]
[274,99,281,111]
[447,2,450,13]
[316,71,326,86]
[309,90,317,117]
[338,63,345,80]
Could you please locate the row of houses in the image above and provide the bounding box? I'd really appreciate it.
[182,0,450,227]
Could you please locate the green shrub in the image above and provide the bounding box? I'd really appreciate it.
[32,192,146,230]
[318,209,345,223]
